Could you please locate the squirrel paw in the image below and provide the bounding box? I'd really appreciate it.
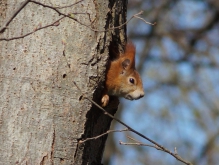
[101,94,109,107]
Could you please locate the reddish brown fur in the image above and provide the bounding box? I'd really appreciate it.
[106,43,136,95]
[101,42,144,107]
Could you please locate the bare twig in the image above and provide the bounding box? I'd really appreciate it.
[55,0,84,9]
[1,1,154,41]
[0,0,92,41]
[119,136,162,150]
[0,17,64,41]
[121,136,181,156]
[119,141,162,150]
[79,129,129,143]
[31,1,146,32]
[0,0,31,33]
[127,136,141,143]
[105,11,155,32]
[73,81,193,165]
[29,0,97,31]
[134,15,156,25]
[29,2,153,32]
[175,147,178,155]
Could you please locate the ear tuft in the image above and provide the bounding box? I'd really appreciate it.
[122,59,130,69]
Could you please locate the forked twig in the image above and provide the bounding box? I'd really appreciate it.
[79,129,129,143]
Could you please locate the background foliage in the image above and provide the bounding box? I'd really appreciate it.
[103,0,219,165]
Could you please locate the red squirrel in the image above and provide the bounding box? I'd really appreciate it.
[101,42,144,107]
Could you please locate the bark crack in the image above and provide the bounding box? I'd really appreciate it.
[51,128,55,165]
[40,154,48,165]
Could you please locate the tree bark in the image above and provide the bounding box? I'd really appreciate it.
[0,0,127,164]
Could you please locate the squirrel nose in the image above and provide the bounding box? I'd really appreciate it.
[139,93,144,98]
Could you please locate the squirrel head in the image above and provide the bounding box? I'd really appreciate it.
[117,58,144,100]
[105,43,144,100]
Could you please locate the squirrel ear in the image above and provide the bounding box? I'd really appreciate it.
[122,59,130,69]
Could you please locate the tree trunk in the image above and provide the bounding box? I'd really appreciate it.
[0,0,127,164]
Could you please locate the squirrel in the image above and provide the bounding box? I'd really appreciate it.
[101,42,144,107]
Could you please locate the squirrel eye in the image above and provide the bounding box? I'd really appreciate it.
[129,78,135,84]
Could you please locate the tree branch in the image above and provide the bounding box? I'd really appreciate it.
[73,81,193,165]
[0,0,154,41]
[30,1,150,32]
[0,0,31,33]
[0,17,64,41]
[79,129,129,143]
[54,0,84,9]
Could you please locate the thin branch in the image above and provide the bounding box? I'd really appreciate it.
[121,136,181,155]
[29,2,152,32]
[79,129,129,143]
[0,0,91,41]
[55,0,84,9]
[127,135,141,143]
[29,0,97,31]
[0,17,65,41]
[0,0,31,33]
[134,15,156,25]
[106,11,155,32]
[119,141,162,150]
[73,81,193,165]
[54,0,92,23]
[1,2,154,41]
[120,136,163,151]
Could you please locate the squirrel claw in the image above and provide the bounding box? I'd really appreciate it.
[101,94,109,107]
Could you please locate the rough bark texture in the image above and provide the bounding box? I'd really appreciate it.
[0,0,127,164]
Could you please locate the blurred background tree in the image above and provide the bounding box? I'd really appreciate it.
[103,0,219,165]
